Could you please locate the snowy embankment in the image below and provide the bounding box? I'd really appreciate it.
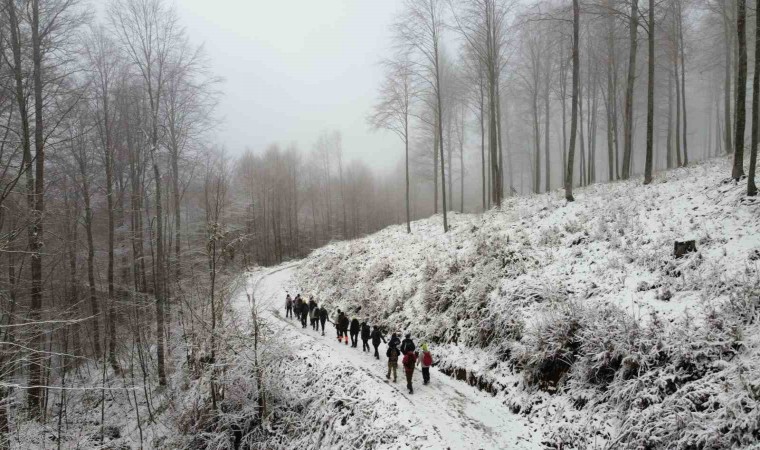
[245,265,543,449]
[295,157,760,449]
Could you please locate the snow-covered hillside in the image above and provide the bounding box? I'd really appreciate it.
[296,157,760,449]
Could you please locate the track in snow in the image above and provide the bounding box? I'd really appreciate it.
[238,265,543,450]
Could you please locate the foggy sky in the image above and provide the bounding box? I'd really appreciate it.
[176,0,404,172]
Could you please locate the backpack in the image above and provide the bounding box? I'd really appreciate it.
[422,351,433,367]
[402,352,416,369]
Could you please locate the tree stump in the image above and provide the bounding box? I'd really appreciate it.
[674,240,696,259]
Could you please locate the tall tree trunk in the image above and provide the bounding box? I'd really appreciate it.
[79,161,102,360]
[675,29,682,167]
[667,69,674,169]
[566,0,580,201]
[724,11,734,155]
[433,119,439,214]
[405,116,411,232]
[533,89,541,193]
[480,73,486,211]
[496,77,505,200]
[733,0,747,180]
[102,87,119,374]
[27,0,45,414]
[150,117,167,387]
[436,59,448,230]
[644,0,655,185]
[447,125,453,209]
[561,45,568,186]
[545,66,551,192]
[622,0,639,180]
[677,0,688,165]
[750,0,760,196]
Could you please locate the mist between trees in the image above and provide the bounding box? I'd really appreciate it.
[0,0,758,446]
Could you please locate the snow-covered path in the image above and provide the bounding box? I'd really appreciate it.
[239,264,543,450]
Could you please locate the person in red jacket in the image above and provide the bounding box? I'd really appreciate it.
[402,351,417,394]
[418,343,433,385]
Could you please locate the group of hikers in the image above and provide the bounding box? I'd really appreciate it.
[285,293,434,394]
[285,293,329,334]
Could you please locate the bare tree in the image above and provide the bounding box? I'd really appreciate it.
[644,0,655,185]
[110,0,183,386]
[369,54,417,233]
[566,0,580,202]
[621,0,639,180]
[396,0,449,230]
[732,0,747,181]
[750,0,759,196]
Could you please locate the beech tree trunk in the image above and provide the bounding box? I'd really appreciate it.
[565,0,580,201]
[622,0,639,180]
[644,0,655,185]
[733,0,747,181]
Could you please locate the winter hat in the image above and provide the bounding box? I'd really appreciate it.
[405,333,411,339]
[421,343,429,352]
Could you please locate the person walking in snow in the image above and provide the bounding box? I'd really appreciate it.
[386,344,400,383]
[298,296,307,329]
[285,294,293,319]
[338,312,350,345]
[318,305,328,336]
[400,333,415,355]
[349,317,360,348]
[402,350,418,394]
[309,303,319,330]
[371,326,386,359]
[418,343,433,385]
[388,332,401,351]
[309,296,318,315]
[360,320,371,352]
[335,310,343,341]
[293,295,303,321]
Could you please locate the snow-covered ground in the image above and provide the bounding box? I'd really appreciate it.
[294,157,760,449]
[239,264,545,449]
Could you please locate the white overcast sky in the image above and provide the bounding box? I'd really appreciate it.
[174,0,404,171]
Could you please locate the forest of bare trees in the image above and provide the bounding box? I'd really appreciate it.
[0,0,759,446]
[372,0,760,232]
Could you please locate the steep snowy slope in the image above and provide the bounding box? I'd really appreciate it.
[295,157,760,448]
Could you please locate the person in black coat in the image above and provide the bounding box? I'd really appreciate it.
[400,333,415,354]
[293,298,301,321]
[334,310,343,342]
[370,327,386,359]
[338,313,350,345]
[285,294,293,319]
[300,305,308,328]
[388,333,401,351]
[360,321,371,352]
[318,306,328,336]
[349,318,360,347]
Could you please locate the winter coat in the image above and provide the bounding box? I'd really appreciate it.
[285,296,292,307]
[338,315,350,332]
[293,301,302,314]
[419,351,433,368]
[350,319,360,334]
[371,330,385,346]
[402,352,417,371]
[318,307,328,321]
[388,335,401,349]
[309,300,318,312]
[400,338,415,355]
[386,346,400,364]
[309,307,317,320]
[360,323,371,340]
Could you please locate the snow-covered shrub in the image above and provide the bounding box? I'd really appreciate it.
[367,258,393,283]
[519,301,584,391]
